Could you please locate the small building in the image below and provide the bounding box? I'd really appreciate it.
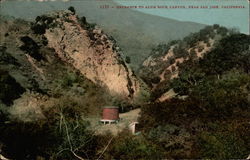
[100,106,119,124]
[129,122,140,135]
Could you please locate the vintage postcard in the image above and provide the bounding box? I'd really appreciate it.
[0,0,249,159]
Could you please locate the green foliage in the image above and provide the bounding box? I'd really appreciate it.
[0,102,97,160]
[151,43,170,58]
[170,68,205,95]
[79,16,86,26]
[0,70,25,105]
[109,97,132,112]
[217,26,228,36]
[81,20,96,31]
[198,125,248,159]
[171,34,250,95]
[139,98,203,130]
[192,71,250,118]
[32,15,55,34]
[151,80,171,100]
[19,36,45,61]
[200,34,250,74]
[147,124,192,158]
[140,24,232,89]
[173,44,189,58]
[170,70,250,119]
[0,103,8,122]
[61,72,79,87]
[68,6,76,14]
[31,23,47,35]
[139,32,250,159]
[104,131,162,159]
[0,46,20,66]
[125,56,131,64]
[151,76,161,84]
[133,87,151,105]
[51,117,96,160]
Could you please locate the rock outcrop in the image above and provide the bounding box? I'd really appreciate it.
[0,11,142,122]
[41,11,140,98]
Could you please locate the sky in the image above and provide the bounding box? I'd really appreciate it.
[114,0,249,34]
[1,0,249,33]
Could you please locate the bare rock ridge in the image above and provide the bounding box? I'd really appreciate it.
[36,11,140,98]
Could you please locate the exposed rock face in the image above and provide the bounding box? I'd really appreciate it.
[43,11,140,98]
[0,10,143,122]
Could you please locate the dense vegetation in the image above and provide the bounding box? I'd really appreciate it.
[140,24,240,100]
[139,33,250,159]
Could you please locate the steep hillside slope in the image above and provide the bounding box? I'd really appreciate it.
[139,25,237,100]
[0,16,107,120]
[139,33,250,159]
[37,10,140,98]
[0,0,206,69]
[0,10,142,121]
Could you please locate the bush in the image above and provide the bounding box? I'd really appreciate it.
[79,16,86,26]
[19,36,45,61]
[61,72,79,87]
[68,6,76,14]
[103,130,162,159]
[31,23,46,34]
[0,70,25,105]
[125,56,131,64]
[173,46,189,58]
[0,101,98,160]
[32,15,55,34]
[198,130,248,159]
[147,124,193,158]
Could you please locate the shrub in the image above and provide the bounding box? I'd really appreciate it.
[198,130,247,159]
[68,6,76,14]
[0,70,25,105]
[147,124,193,158]
[31,23,46,34]
[103,130,162,159]
[125,56,131,64]
[32,15,55,34]
[151,76,161,84]
[60,72,79,87]
[19,36,44,61]
[173,46,189,58]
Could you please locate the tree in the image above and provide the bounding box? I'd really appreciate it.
[68,6,76,14]
[125,56,131,64]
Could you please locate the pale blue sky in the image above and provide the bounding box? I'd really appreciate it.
[115,0,249,34]
[1,0,249,33]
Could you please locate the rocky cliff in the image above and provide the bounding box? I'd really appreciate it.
[0,10,142,121]
[39,11,140,98]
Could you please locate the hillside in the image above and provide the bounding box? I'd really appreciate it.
[0,9,143,121]
[139,24,237,100]
[0,0,205,69]
[138,32,250,159]
[0,9,147,159]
